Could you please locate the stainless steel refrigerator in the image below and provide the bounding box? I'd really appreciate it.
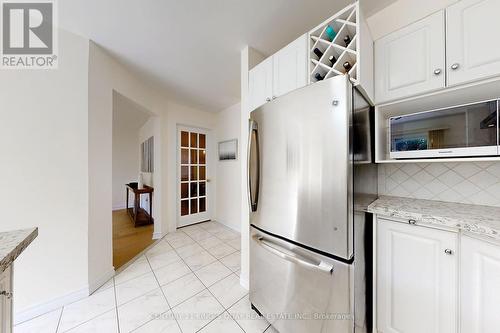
[248,75,377,333]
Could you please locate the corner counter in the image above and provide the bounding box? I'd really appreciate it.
[0,228,38,333]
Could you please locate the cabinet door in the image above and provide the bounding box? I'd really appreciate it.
[447,0,500,86]
[461,236,500,333]
[377,219,457,333]
[248,56,273,111]
[0,266,12,333]
[272,34,307,98]
[374,11,445,103]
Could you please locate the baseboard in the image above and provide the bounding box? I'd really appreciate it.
[15,267,116,325]
[14,287,89,325]
[112,203,127,211]
[152,231,163,240]
[215,219,241,233]
[239,275,249,291]
[88,267,115,294]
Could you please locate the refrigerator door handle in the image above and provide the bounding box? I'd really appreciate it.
[252,235,334,274]
[248,120,260,212]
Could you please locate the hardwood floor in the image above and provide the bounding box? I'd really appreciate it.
[113,209,155,269]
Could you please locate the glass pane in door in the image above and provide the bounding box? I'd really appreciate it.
[179,129,208,221]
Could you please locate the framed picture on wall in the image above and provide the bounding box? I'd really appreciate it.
[218,139,238,161]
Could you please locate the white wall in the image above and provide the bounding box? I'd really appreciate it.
[0,29,89,317]
[88,42,167,291]
[138,117,158,214]
[0,31,225,322]
[366,0,458,40]
[215,103,242,232]
[239,47,266,290]
[112,94,151,210]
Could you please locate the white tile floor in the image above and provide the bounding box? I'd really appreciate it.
[15,221,273,333]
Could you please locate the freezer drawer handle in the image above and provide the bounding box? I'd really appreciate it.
[253,235,334,274]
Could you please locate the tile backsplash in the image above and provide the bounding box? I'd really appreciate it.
[378,162,500,207]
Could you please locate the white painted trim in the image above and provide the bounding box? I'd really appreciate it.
[215,219,241,233]
[88,267,115,295]
[112,203,127,211]
[177,125,213,227]
[152,231,163,240]
[14,287,89,325]
[15,266,115,324]
[240,275,249,291]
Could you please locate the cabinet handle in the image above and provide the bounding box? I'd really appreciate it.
[444,249,453,255]
[433,68,442,75]
[0,291,13,299]
[408,219,417,225]
[451,63,460,70]
[265,97,271,102]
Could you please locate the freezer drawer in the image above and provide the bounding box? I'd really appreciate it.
[249,227,354,333]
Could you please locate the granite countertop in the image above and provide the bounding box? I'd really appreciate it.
[354,193,379,212]
[0,228,38,273]
[368,196,500,241]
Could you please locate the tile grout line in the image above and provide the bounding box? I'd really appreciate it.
[127,254,187,333]
[17,222,237,333]
[112,277,121,333]
[55,306,64,333]
[55,297,117,332]
[168,227,248,333]
[46,223,241,333]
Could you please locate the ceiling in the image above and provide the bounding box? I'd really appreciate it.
[113,91,151,130]
[59,0,354,112]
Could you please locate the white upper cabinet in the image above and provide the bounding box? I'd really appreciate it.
[377,218,457,333]
[249,56,273,111]
[248,35,307,112]
[460,236,500,333]
[375,11,446,104]
[273,34,307,98]
[447,0,500,86]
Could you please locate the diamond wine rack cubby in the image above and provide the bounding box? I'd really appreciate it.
[308,2,362,85]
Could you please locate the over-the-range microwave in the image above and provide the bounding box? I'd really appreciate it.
[390,99,499,159]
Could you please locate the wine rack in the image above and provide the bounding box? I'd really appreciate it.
[308,2,359,84]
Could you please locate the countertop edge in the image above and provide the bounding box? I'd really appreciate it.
[367,196,500,242]
[0,228,38,273]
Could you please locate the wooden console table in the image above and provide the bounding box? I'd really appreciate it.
[126,182,154,227]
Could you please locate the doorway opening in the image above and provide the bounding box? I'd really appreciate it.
[112,91,156,269]
[178,126,212,227]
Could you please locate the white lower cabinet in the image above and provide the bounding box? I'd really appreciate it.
[376,218,457,333]
[0,265,13,333]
[460,236,500,333]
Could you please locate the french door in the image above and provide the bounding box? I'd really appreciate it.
[178,127,211,227]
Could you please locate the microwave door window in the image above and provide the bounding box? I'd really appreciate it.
[390,101,498,153]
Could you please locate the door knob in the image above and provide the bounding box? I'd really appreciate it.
[451,63,460,70]
[272,96,277,100]
[265,97,271,102]
[433,68,442,75]
[444,249,453,255]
